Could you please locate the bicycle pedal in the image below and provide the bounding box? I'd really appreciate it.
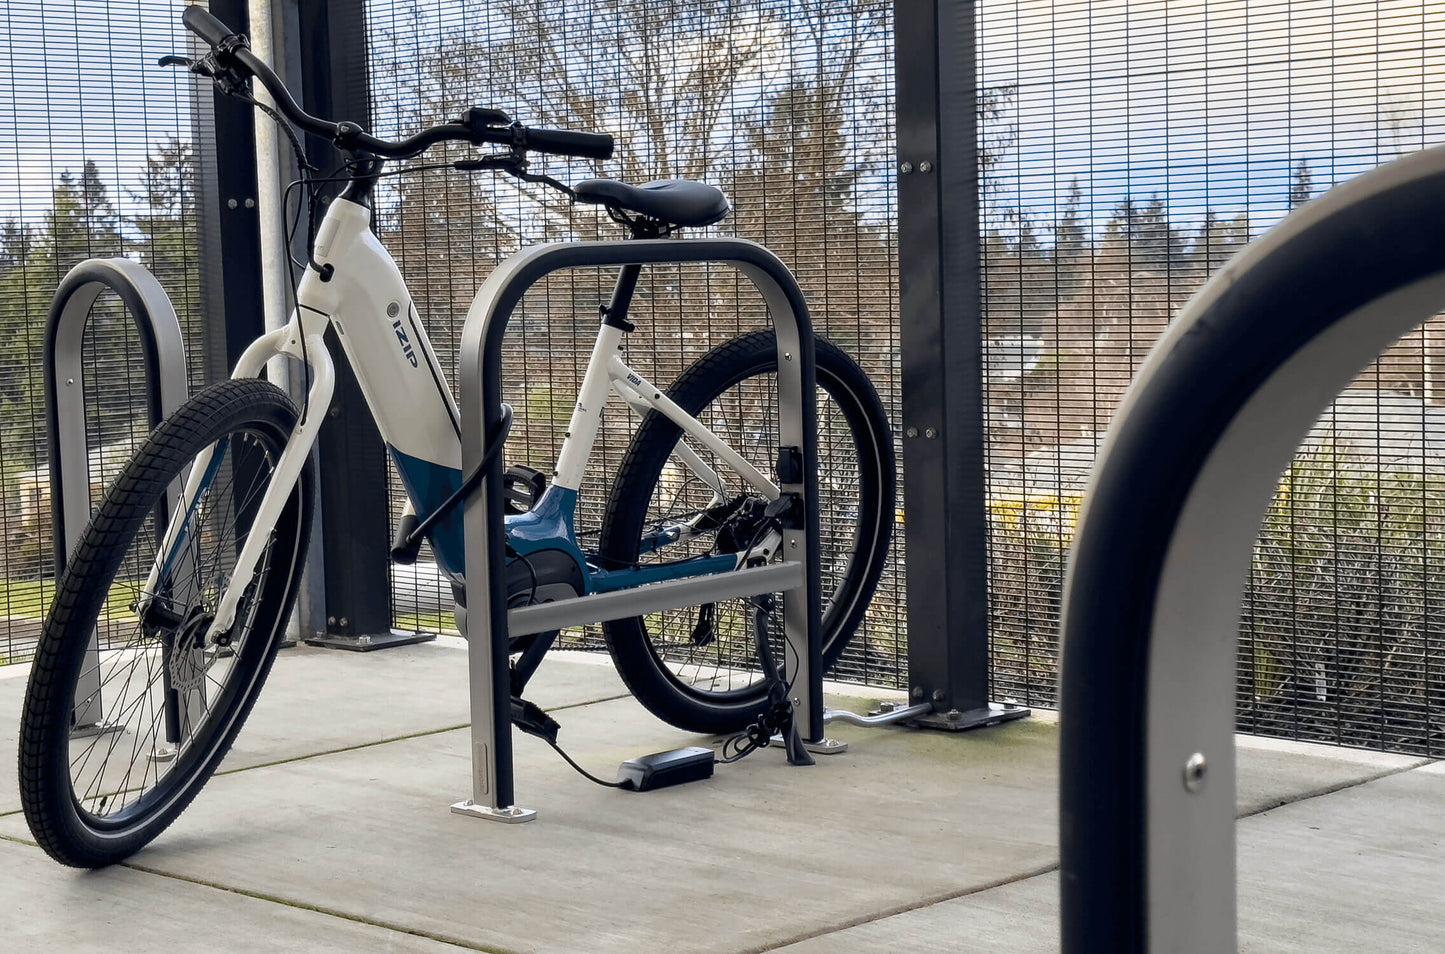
[616,746,714,791]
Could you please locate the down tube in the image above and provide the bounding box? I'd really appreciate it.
[321,208,469,578]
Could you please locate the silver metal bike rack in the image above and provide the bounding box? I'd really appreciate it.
[452,237,830,822]
[44,257,189,737]
[1058,144,1445,951]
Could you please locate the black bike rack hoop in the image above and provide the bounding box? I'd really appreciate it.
[453,237,825,822]
[1059,143,1445,952]
[43,257,188,730]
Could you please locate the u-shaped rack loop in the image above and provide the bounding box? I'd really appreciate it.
[453,237,824,821]
[1059,144,1445,952]
[44,257,188,731]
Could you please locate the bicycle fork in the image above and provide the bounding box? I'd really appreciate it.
[140,323,335,647]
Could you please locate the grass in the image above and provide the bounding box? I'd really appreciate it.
[0,577,56,619]
[392,611,458,634]
[0,576,136,622]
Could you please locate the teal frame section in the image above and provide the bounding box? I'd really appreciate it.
[389,449,738,594]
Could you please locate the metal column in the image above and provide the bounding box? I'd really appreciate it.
[294,0,422,651]
[194,0,265,386]
[894,0,1027,730]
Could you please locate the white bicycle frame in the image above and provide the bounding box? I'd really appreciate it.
[143,194,780,647]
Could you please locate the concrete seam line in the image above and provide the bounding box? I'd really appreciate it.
[1235,757,1436,821]
[742,759,1442,953]
[743,860,1064,953]
[0,833,513,954]
[119,861,518,954]
[211,693,636,777]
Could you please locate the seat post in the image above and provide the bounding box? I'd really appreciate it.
[602,263,643,331]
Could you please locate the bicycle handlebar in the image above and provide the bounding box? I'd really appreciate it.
[180,7,614,162]
[182,5,233,47]
[519,126,615,161]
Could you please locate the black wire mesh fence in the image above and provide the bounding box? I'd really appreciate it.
[366,0,908,689]
[7,0,1443,757]
[980,0,1445,755]
[0,1,207,666]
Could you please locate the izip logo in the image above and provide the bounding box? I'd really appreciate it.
[391,319,418,367]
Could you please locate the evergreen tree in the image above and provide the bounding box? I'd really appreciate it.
[0,219,35,275]
[1289,159,1314,209]
[46,161,122,267]
[1099,196,1185,275]
[129,139,195,271]
[1186,210,1250,276]
[1049,181,1088,303]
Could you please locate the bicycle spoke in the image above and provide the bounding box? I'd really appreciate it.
[45,413,297,825]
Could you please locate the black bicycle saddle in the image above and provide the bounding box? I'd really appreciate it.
[573,178,731,228]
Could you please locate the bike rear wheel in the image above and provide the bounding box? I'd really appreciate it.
[598,331,895,734]
[19,378,313,867]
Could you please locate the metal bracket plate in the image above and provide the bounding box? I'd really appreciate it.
[769,734,849,754]
[908,701,1031,732]
[70,721,124,739]
[449,800,537,824]
[304,630,437,652]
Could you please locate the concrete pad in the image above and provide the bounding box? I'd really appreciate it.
[1235,764,1445,952]
[0,642,628,815]
[3,643,1436,953]
[5,696,1063,954]
[772,762,1445,953]
[0,836,466,952]
[1234,731,1425,814]
[0,662,33,815]
[6,673,1431,954]
[768,870,1059,953]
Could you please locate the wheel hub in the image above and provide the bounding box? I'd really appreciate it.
[167,606,217,696]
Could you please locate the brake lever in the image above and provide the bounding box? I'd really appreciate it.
[453,152,525,173]
[157,54,194,68]
[455,152,578,202]
[498,158,578,202]
[182,49,250,96]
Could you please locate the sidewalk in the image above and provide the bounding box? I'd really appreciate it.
[1,640,1440,952]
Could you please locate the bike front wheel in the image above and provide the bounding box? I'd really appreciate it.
[598,330,895,734]
[19,378,314,867]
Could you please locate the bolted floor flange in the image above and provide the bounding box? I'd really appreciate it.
[908,701,1031,733]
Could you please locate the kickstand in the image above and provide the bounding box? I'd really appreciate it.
[780,706,814,766]
[753,593,814,766]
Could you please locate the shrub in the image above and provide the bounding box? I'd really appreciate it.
[986,442,1445,754]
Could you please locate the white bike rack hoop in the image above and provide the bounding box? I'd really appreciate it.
[44,257,188,732]
[453,237,826,823]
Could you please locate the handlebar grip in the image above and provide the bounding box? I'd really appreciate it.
[182,5,236,48]
[522,127,615,161]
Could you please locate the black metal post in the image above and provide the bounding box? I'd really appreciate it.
[894,0,1027,730]
[292,0,421,650]
[194,0,264,385]
[192,1,309,650]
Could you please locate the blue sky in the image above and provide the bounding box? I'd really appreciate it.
[977,0,1445,237]
[4,0,1444,244]
[0,0,192,225]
